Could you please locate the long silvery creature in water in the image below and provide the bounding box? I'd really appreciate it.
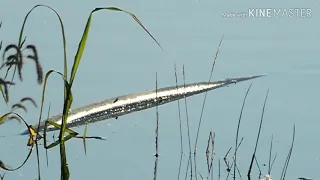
[20,75,264,135]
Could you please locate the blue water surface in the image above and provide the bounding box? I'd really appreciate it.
[0,0,319,180]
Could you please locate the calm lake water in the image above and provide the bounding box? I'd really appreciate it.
[0,0,319,180]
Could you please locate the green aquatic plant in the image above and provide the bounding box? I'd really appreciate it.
[0,4,162,180]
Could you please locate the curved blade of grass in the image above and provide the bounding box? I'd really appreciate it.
[0,148,33,171]
[52,8,164,177]
[18,5,70,179]
[13,5,68,97]
[234,83,252,179]
[69,7,163,87]
[52,7,164,178]
[280,124,295,180]
[0,112,34,171]
[83,124,88,155]
[18,4,67,75]
[247,89,269,177]
[36,69,71,135]
[35,69,73,179]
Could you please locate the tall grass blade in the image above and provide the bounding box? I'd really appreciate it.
[69,7,163,87]
[194,35,224,151]
[280,124,295,180]
[268,135,273,175]
[16,10,71,178]
[34,69,72,180]
[153,72,159,180]
[234,83,252,179]
[247,89,269,177]
[34,138,41,180]
[182,65,193,180]
[15,5,68,92]
[60,142,69,180]
[59,6,164,178]
[193,35,224,178]
[174,63,183,180]
[36,70,71,135]
[218,158,221,180]
[254,156,261,177]
[45,103,51,167]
